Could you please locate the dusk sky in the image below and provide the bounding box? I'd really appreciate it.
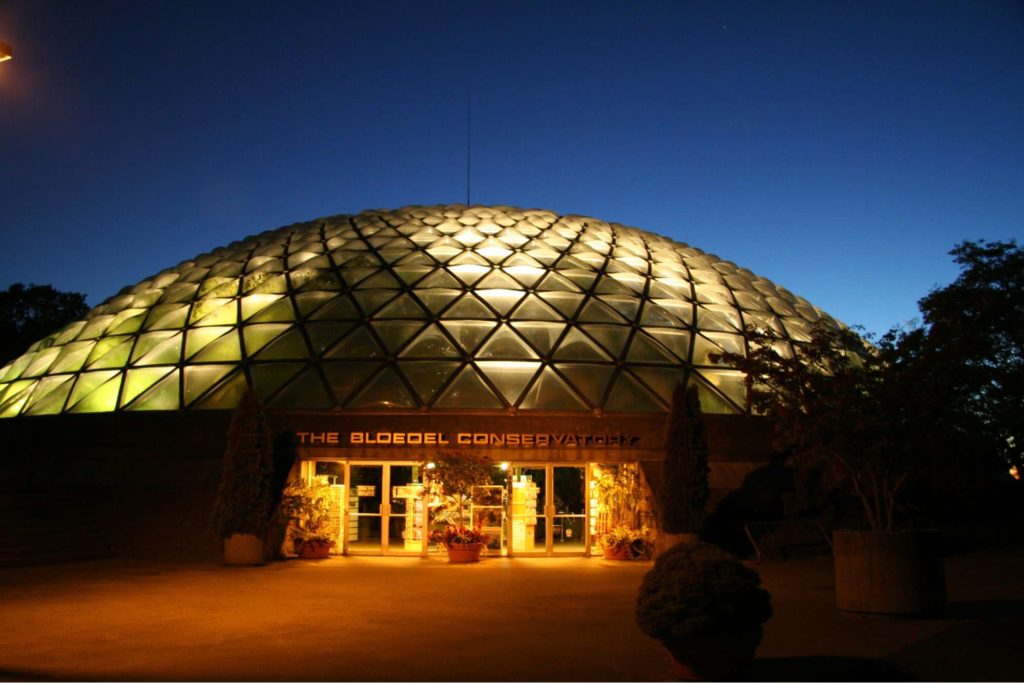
[1,0,1021,338]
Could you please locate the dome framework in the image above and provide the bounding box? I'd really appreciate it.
[0,205,840,418]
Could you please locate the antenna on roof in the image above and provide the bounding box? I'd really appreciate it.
[466,89,472,206]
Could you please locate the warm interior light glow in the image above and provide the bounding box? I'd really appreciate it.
[0,42,11,62]
[426,462,436,470]
[500,462,509,471]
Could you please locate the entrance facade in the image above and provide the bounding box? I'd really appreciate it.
[298,459,642,558]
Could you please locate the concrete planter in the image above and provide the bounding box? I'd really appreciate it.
[446,542,484,563]
[223,533,265,566]
[833,530,946,615]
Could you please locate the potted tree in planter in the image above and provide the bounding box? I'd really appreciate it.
[212,387,275,566]
[715,324,950,615]
[657,382,710,552]
[425,452,492,563]
[280,477,336,559]
[592,463,654,560]
[636,541,773,680]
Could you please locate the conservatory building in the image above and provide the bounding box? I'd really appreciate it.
[0,205,840,560]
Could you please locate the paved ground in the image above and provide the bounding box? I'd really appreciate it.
[1,545,1023,681]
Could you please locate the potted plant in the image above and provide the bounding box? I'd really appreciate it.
[658,382,710,552]
[280,477,337,559]
[635,541,773,680]
[425,452,493,563]
[595,525,653,561]
[212,387,275,565]
[715,323,949,614]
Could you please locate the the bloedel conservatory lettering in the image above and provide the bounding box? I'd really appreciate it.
[295,431,640,448]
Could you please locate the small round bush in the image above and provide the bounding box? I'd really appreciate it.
[635,541,772,641]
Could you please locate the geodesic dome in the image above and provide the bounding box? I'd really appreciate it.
[0,205,842,418]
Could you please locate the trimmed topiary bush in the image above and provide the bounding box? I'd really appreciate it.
[212,387,275,539]
[635,541,772,641]
[659,383,710,535]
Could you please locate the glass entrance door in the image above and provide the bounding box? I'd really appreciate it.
[346,463,425,555]
[509,464,588,555]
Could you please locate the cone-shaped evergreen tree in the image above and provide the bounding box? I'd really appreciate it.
[213,387,275,538]
[659,383,710,534]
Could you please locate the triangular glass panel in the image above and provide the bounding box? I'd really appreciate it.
[537,291,584,318]
[477,289,525,316]
[374,293,428,319]
[640,302,688,328]
[296,270,343,292]
[192,329,242,362]
[144,304,189,331]
[592,277,632,295]
[184,365,236,406]
[199,277,239,299]
[240,294,285,320]
[246,273,289,295]
[393,266,433,286]
[518,367,588,410]
[133,332,184,366]
[400,324,461,358]
[597,295,640,321]
[323,325,384,359]
[309,294,361,321]
[476,361,541,404]
[553,328,613,361]
[414,288,462,316]
[646,329,692,361]
[360,270,403,289]
[510,322,567,355]
[560,269,598,291]
[378,248,413,265]
[268,367,332,409]
[124,369,181,411]
[442,293,496,319]
[650,299,694,326]
[66,370,119,410]
[509,295,563,321]
[397,361,461,405]
[536,271,582,293]
[433,365,503,409]
[603,370,666,412]
[67,371,123,413]
[190,298,238,327]
[448,264,490,286]
[439,320,497,354]
[305,321,357,356]
[476,270,520,290]
[555,364,616,407]
[448,250,489,266]
[476,325,539,359]
[352,289,399,316]
[247,296,296,323]
[130,331,177,363]
[24,348,61,377]
[348,367,417,409]
[396,250,437,266]
[418,269,464,289]
[341,267,381,287]
[252,328,309,360]
[577,299,629,324]
[121,367,174,407]
[321,361,383,405]
[578,324,631,357]
[703,332,745,358]
[688,373,741,415]
[107,310,147,336]
[626,332,678,365]
[243,324,292,357]
[0,380,34,416]
[696,305,742,333]
[371,321,427,354]
[294,291,337,318]
[51,341,95,374]
[502,265,546,288]
[630,366,687,406]
[250,363,305,402]
[24,375,75,415]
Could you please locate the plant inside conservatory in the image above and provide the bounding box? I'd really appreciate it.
[425,452,492,563]
[657,382,710,553]
[212,387,275,566]
[280,476,337,559]
[591,463,654,560]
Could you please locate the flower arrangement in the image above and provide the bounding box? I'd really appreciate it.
[596,526,654,559]
[280,477,337,549]
[431,525,490,548]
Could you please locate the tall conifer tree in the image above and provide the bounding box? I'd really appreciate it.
[660,383,710,534]
[213,387,275,538]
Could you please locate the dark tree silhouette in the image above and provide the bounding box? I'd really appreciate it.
[660,383,710,535]
[0,283,89,364]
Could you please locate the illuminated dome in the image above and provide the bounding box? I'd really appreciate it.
[0,205,842,418]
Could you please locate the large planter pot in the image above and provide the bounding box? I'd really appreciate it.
[602,545,634,561]
[224,533,265,566]
[446,542,484,563]
[663,627,763,681]
[834,530,946,615]
[298,539,332,559]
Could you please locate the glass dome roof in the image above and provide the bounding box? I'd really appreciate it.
[0,205,842,417]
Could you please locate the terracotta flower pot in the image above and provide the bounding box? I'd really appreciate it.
[298,540,332,559]
[446,542,484,563]
[663,627,763,681]
[602,545,633,561]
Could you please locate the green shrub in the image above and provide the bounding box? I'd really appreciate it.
[212,387,275,538]
[636,541,772,641]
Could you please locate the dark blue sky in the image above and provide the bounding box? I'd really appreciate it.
[1,0,1022,337]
